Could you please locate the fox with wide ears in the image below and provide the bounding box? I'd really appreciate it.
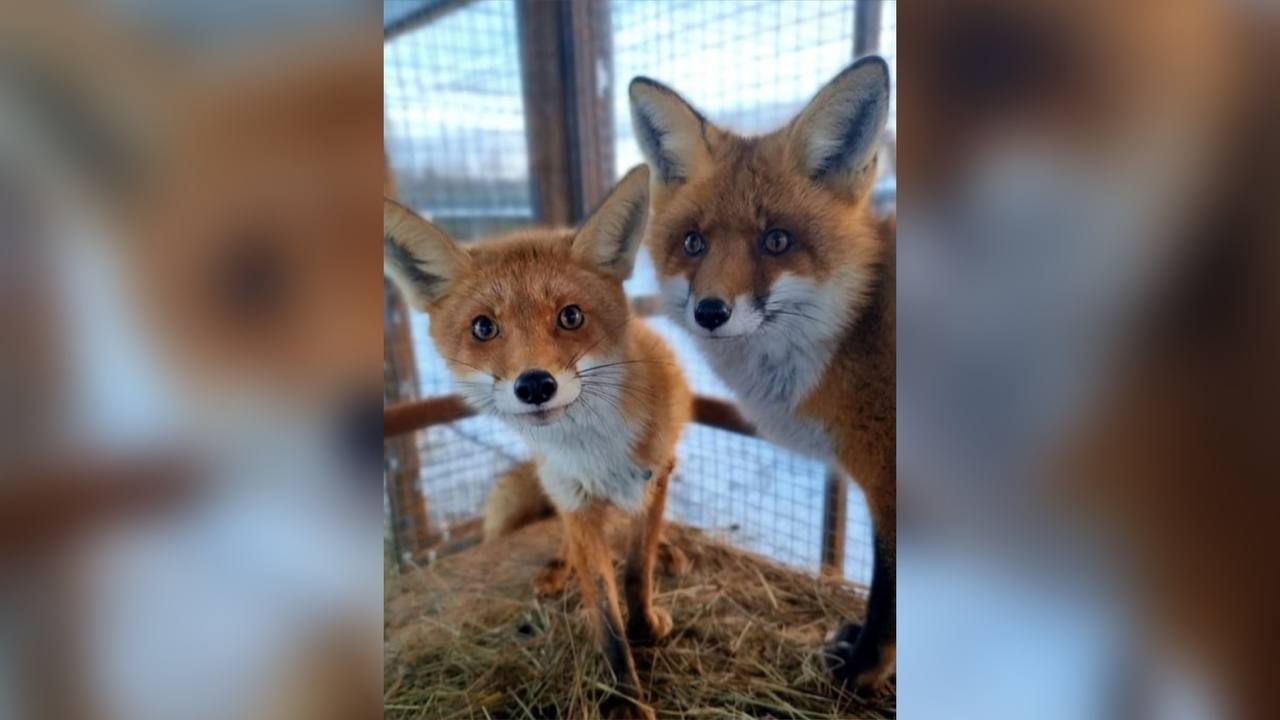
[628,57,896,694]
[384,165,690,720]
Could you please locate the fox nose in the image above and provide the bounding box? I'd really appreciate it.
[694,298,732,330]
[514,370,558,405]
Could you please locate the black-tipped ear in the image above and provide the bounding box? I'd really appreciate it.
[572,165,650,280]
[383,199,470,309]
[628,77,713,186]
[787,56,890,196]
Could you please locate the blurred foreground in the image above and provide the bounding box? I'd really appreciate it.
[0,3,382,719]
[898,1,1280,719]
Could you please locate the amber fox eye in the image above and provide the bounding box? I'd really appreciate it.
[683,231,706,257]
[557,304,584,330]
[471,315,498,341]
[761,228,793,255]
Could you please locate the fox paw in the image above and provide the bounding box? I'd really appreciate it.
[629,606,672,646]
[824,622,895,697]
[532,558,572,598]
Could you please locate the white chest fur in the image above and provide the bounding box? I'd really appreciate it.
[515,398,650,513]
[686,273,857,462]
[699,332,836,460]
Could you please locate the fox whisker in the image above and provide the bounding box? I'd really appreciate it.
[575,359,675,377]
[580,379,658,404]
[442,356,497,379]
[565,317,632,370]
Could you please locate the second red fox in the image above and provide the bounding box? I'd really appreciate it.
[629,56,897,693]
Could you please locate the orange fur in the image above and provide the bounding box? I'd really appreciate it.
[642,131,895,537]
[630,60,896,693]
[385,167,690,719]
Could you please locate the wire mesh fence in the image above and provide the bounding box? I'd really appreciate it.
[610,0,866,176]
[383,0,532,239]
[880,4,897,135]
[384,0,892,584]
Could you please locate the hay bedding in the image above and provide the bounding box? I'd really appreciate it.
[385,519,894,719]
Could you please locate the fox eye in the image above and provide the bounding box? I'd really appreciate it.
[471,315,498,341]
[683,231,706,257]
[557,304,584,330]
[761,228,793,255]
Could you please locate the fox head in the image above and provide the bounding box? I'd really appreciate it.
[629,57,891,342]
[384,165,650,426]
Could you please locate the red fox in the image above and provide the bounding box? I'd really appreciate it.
[628,57,896,694]
[384,166,691,720]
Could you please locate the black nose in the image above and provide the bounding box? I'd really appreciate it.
[694,298,731,330]
[514,370,558,405]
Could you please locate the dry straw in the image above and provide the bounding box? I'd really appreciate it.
[386,522,894,719]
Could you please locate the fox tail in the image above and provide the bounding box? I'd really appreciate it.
[482,461,553,542]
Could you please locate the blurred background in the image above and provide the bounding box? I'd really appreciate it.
[897,1,1280,719]
[1,2,381,719]
[383,0,896,585]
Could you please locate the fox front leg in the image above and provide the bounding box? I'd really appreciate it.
[825,534,896,696]
[625,459,677,646]
[562,505,654,720]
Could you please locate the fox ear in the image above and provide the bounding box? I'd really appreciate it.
[572,165,650,280]
[787,56,890,197]
[384,199,470,309]
[629,77,714,187]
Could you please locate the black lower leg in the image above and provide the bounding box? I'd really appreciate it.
[829,533,895,690]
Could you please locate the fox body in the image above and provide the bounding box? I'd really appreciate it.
[629,57,896,694]
[385,166,688,719]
